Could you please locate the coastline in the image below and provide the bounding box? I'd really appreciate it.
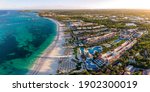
[27,18,65,75]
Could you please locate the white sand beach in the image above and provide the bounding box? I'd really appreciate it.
[27,19,66,75]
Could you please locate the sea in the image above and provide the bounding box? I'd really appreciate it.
[0,10,57,75]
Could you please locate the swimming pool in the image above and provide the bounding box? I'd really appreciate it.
[88,46,103,55]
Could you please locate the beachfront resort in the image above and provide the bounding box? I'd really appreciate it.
[35,10,150,75]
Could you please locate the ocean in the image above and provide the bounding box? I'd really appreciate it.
[0,10,57,75]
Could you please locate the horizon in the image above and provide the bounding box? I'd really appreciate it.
[0,0,150,10]
[1,9,150,11]
[1,8,150,10]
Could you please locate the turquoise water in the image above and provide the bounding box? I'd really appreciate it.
[80,46,103,55]
[88,46,103,55]
[0,10,57,75]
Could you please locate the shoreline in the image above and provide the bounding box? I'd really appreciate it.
[27,18,65,75]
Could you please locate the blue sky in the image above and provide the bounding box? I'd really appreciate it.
[0,0,150,9]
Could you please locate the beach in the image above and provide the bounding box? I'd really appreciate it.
[27,19,66,75]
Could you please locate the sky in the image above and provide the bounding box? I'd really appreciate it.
[0,0,150,10]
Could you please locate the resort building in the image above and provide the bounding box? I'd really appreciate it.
[119,29,142,40]
[86,32,116,44]
[100,40,137,63]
